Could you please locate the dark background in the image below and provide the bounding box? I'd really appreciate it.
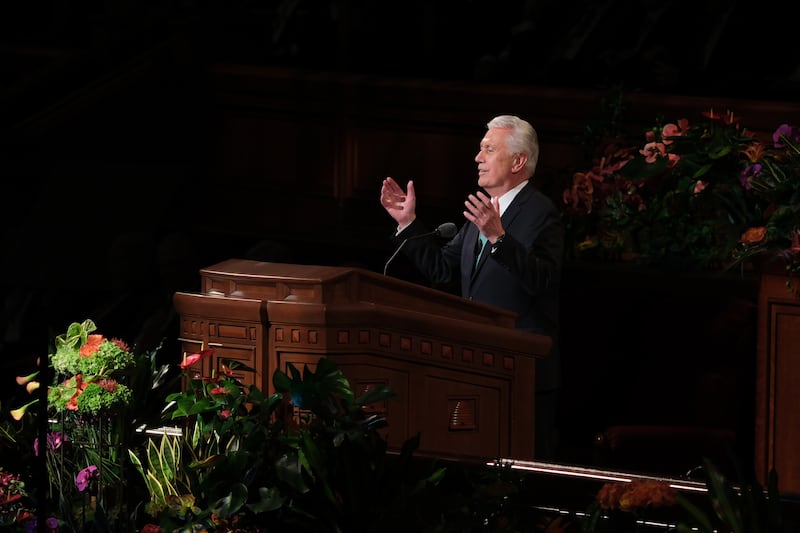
[0,0,785,472]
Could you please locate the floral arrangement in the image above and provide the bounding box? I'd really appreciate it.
[563,108,800,284]
[47,320,136,414]
[6,319,164,532]
[734,123,800,275]
[13,319,136,418]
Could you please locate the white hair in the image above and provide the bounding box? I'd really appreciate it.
[487,115,539,177]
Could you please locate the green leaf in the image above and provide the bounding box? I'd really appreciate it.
[675,493,715,532]
[146,471,168,507]
[276,452,310,493]
[273,368,291,392]
[220,358,257,373]
[128,448,148,481]
[703,459,744,533]
[247,486,285,513]
[355,384,395,406]
[209,482,248,519]
[189,454,227,470]
[288,362,302,381]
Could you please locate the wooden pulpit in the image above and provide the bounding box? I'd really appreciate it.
[173,259,552,461]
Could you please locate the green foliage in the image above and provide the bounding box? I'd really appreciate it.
[128,436,188,517]
[129,355,456,532]
[675,459,792,533]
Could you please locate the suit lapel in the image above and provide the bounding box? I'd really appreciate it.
[469,183,533,280]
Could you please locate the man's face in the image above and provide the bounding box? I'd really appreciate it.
[475,127,518,192]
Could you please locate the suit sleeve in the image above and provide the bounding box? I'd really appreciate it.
[490,210,564,296]
[393,219,464,287]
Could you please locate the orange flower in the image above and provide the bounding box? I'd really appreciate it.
[10,399,38,421]
[618,480,676,511]
[740,226,767,245]
[596,481,629,510]
[80,334,105,357]
[16,371,39,386]
[596,480,676,512]
[742,142,765,163]
[563,172,595,212]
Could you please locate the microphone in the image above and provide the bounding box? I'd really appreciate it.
[383,222,457,276]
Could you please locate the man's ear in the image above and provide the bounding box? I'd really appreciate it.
[512,153,528,173]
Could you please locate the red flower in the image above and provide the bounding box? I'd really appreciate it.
[180,348,214,369]
[97,378,119,392]
[111,338,130,352]
[65,374,89,411]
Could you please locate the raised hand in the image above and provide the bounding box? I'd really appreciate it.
[464,191,504,242]
[380,177,417,228]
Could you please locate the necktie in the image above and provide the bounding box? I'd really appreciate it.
[475,233,488,267]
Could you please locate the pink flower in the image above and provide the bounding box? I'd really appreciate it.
[75,465,99,492]
[640,142,665,163]
[34,432,66,456]
[773,123,799,149]
[693,180,708,194]
[660,123,683,145]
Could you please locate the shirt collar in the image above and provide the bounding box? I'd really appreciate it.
[495,180,528,216]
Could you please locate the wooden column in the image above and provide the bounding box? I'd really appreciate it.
[755,267,800,495]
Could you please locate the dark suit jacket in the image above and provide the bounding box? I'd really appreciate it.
[393,181,564,391]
